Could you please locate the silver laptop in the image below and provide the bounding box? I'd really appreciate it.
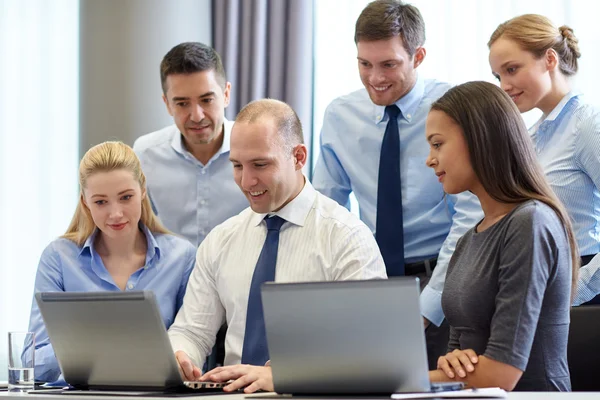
[35,291,225,393]
[261,278,454,395]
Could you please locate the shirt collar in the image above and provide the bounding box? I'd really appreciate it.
[250,177,316,228]
[170,125,185,155]
[140,223,161,261]
[221,118,233,153]
[373,74,424,125]
[541,91,580,123]
[78,223,161,263]
[170,118,232,157]
[79,228,100,257]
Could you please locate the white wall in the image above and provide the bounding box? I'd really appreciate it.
[0,0,80,381]
[0,0,212,381]
[79,0,212,154]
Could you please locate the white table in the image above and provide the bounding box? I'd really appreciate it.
[1,391,599,400]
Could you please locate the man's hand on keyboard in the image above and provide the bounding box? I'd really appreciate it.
[200,364,274,393]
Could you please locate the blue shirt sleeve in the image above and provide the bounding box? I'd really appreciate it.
[574,254,600,305]
[574,104,600,193]
[573,107,600,304]
[27,242,64,383]
[312,103,352,209]
[420,191,483,326]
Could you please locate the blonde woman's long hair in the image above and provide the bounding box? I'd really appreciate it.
[63,141,169,246]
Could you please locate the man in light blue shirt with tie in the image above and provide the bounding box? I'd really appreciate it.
[312,0,482,369]
[133,42,248,248]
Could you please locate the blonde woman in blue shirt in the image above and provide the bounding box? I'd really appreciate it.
[489,14,600,305]
[26,141,196,383]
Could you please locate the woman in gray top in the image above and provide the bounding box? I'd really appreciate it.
[424,81,579,391]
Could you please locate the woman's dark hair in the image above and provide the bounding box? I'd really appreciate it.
[431,81,579,296]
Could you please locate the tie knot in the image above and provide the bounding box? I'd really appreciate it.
[265,215,286,231]
[385,104,401,119]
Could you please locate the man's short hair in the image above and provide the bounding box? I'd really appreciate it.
[160,42,227,93]
[354,0,426,56]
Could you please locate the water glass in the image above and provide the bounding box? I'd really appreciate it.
[8,332,35,392]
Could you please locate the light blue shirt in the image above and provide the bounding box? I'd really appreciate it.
[529,92,600,305]
[133,120,249,247]
[27,225,196,383]
[312,76,483,326]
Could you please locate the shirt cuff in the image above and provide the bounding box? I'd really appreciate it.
[45,376,68,388]
[420,286,445,327]
[573,278,597,306]
[572,263,600,306]
[169,333,202,368]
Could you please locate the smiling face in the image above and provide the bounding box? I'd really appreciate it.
[357,36,424,106]
[489,37,555,114]
[425,110,478,195]
[163,70,231,149]
[82,169,145,240]
[229,119,306,214]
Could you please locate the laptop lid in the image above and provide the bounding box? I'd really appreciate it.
[261,278,431,395]
[35,291,184,391]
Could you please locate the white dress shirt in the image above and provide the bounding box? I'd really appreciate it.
[133,119,248,247]
[168,180,387,367]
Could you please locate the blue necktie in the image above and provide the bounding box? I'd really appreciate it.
[376,105,405,276]
[241,215,286,365]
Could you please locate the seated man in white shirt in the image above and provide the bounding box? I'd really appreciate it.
[168,98,387,393]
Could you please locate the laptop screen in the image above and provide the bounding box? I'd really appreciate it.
[35,291,182,390]
[261,278,431,395]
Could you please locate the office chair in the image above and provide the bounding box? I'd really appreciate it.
[567,305,600,391]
